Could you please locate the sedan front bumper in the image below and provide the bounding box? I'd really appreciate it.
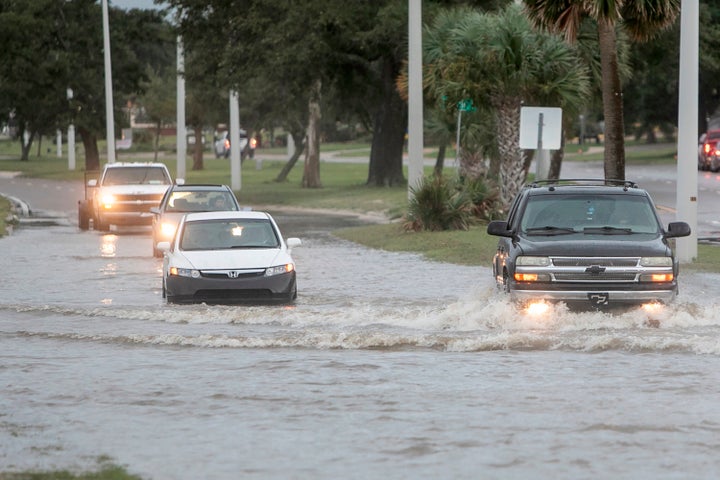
[166,271,296,304]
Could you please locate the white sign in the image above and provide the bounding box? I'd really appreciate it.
[519,106,562,150]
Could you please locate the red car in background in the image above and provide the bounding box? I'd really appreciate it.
[699,129,720,171]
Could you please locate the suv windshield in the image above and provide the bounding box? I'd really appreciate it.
[104,167,171,186]
[520,194,659,235]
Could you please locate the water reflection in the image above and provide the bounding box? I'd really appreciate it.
[100,234,117,257]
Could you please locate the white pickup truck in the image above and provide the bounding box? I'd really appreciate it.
[78,162,176,231]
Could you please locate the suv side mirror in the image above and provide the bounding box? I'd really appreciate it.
[487,220,513,237]
[665,221,691,239]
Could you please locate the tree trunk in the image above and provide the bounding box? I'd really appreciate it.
[275,132,306,182]
[434,143,446,178]
[78,126,100,171]
[192,125,204,171]
[19,128,33,161]
[154,120,161,162]
[367,57,406,186]
[495,97,527,208]
[302,79,322,188]
[598,22,626,181]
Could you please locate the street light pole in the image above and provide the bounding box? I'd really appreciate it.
[176,35,186,180]
[676,0,699,262]
[407,0,424,200]
[67,87,75,171]
[101,0,116,163]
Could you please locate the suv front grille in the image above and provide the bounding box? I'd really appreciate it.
[553,272,638,282]
[551,257,638,267]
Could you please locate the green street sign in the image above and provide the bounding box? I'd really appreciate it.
[458,98,476,112]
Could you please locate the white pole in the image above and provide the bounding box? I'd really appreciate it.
[56,130,62,157]
[455,110,461,168]
[407,0,424,200]
[101,0,116,163]
[676,0,699,262]
[68,124,76,171]
[176,35,187,181]
[67,87,75,170]
[229,90,241,191]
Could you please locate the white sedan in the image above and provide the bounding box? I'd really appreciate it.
[158,211,301,304]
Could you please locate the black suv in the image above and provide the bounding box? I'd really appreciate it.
[486,180,691,308]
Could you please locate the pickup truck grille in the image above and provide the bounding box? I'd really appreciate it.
[551,257,639,267]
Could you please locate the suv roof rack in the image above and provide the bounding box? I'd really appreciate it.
[527,179,639,190]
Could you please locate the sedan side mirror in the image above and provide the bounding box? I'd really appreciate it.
[157,241,171,252]
[665,221,691,239]
[286,238,302,248]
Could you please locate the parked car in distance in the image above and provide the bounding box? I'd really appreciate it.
[150,184,241,257]
[78,162,176,232]
[213,129,250,159]
[486,179,691,311]
[698,129,720,171]
[158,211,301,304]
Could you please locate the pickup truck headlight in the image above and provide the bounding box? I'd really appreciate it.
[100,193,116,208]
[639,257,672,267]
[516,256,551,267]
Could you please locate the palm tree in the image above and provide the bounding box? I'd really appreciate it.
[423,4,590,206]
[523,0,680,181]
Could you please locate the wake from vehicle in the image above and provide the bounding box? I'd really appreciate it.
[2,278,720,354]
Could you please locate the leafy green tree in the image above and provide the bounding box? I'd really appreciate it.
[0,0,172,169]
[523,0,680,181]
[423,5,590,206]
[139,67,176,161]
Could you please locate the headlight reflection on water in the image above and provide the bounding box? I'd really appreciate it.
[525,300,551,316]
[101,234,117,257]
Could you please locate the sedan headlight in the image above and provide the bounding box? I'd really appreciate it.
[169,267,200,278]
[265,264,294,277]
[516,256,551,267]
[639,257,673,267]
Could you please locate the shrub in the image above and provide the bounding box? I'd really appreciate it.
[404,175,474,231]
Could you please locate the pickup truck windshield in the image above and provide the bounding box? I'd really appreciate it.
[104,167,171,186]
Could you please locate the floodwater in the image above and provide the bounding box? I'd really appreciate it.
[2,211,720,479]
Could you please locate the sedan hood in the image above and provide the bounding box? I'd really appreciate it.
[180,249,289,270]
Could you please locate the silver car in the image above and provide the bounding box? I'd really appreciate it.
[150,184,241,257]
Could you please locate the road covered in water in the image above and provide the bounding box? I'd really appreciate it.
[2,175,720,479]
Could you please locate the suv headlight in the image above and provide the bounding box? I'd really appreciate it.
[265,264,294,276]
[639,257,672,267]
[516,256,551,267]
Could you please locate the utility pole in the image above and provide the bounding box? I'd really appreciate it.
[407,0,423,200]
[101,0,116,163]
[676,0,699,262]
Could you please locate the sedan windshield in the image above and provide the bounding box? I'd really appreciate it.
[521,194,660,235]
[180,219,279,250]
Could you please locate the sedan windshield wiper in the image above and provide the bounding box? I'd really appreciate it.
[583,226,633,234]
[525,226,577,235]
